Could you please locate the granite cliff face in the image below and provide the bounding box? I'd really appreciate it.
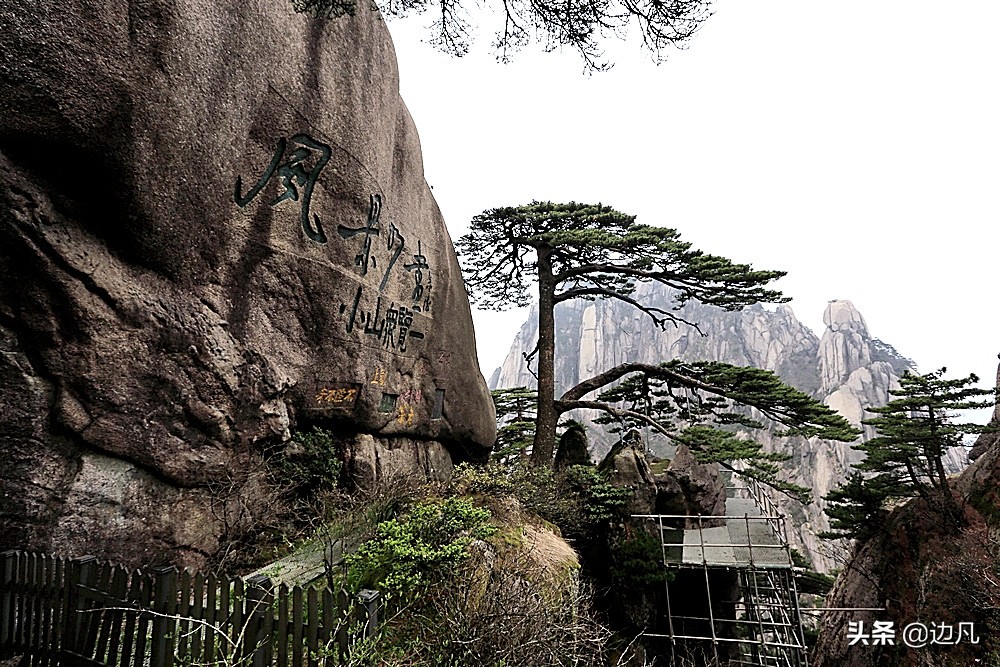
[490,285,960,572]
[0,0,494,567]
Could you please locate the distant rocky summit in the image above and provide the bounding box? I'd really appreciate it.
[0,1,494,567]
[490,285,966,572]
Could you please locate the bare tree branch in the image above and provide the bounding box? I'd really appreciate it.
[553,286,705,334]
[554,399,676,439]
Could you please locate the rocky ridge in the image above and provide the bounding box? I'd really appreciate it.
[813,364,1000,667]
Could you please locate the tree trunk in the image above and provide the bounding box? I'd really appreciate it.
[904,459,929,502]
[927,407,952,492]
[531,246,558,465]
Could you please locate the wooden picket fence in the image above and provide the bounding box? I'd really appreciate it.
[0,551,379,667]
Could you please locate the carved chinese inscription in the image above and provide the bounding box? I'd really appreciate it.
[404,241,433,313]
[337,194,382,275]
[235,132,436,356]
[395,402,415,427]
[234,134,332,244]
[314,384,361,409]
[339,288,426,350]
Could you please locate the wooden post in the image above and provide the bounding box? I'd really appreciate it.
[335,589,349,662]
[39,555,56,659]
[119,569,146,667]
[188,571,206,665]
[291,586,303,667]
[27,553,42,655]
[175,569,192,666]
[306,588,319,667]
[0,551,17,652]
[63,556,97,656]
[244,574,273,667]
[81,561,112,655]
[356,590,380,641]
[204,574,219,665]
[151,566,178,667]
[54,556,72,662]
[321,588,333,661]
[16,554,28,652]
[229,577,244,663]
[277,585,290,667]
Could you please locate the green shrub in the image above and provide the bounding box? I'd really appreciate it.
[345,497,496,600]
[273,426,342,497]
[562,465,631,524]
[452,460,629,542]
[610,528,670,589]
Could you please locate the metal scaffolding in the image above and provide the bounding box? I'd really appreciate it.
[634,477,810,667]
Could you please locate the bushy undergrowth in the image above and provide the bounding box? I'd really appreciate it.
[609,528,670,590]
[207,429,657,664]
[272,425,343,497]
[452,460,631,541]
[208,426,346,574]
[331,463,628,666]
[345,496,496,599]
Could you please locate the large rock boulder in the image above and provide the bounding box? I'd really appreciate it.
[0,0,495,567]
[657,444,727,519]
[598,431,658,515]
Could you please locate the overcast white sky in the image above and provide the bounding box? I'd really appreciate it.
[385,0,1000,405]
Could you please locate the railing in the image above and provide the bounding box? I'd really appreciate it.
[633,477,809,667]
[0,550,378,667]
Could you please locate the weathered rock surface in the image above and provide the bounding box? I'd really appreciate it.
[344,433,454,489]
[554,422,591,469]
[813,477,1000,667]
[490,286,941,572]
[810,372,1000,664]
[969,359,1000,461]
[598,431,658,515]
[0,0,494,567]
[660,444,727,520]
[598,434,724,522]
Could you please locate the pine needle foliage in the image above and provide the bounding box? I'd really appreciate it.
[490,386,538,463]
[457,202,787,317]
[590,361,859,500]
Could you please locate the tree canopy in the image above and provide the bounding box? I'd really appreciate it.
[458,201,858,498]
[292,0,712,71]
[490,386,537,463]
[458,202,786,317]
[823,368,998,538]
[589,360,859,499]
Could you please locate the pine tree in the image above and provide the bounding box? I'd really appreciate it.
[490,387,537,463]
[823,368,998,537]
[458,201,858,496]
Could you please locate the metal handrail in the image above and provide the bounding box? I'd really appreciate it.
[634,513,785,520]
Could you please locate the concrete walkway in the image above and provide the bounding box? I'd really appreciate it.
[671,495,792,568]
